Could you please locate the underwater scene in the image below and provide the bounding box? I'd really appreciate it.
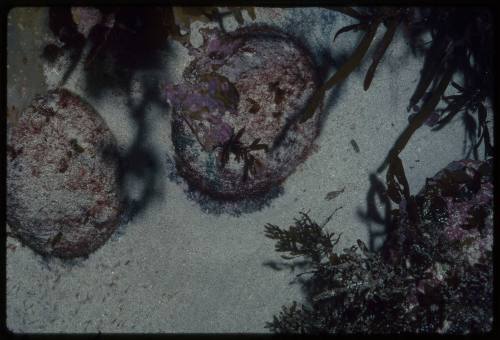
[6,6,494,334]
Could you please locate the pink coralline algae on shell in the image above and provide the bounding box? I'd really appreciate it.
[166,26,321,199]
[165,73,239,150]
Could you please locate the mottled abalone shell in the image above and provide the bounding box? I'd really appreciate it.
[7,89,122,258]
[168,26,321,199]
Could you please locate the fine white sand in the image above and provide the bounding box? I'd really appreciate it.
[6,7,490,333]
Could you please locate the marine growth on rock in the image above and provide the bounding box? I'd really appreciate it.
[7,89,123,258]
[166,26,321,199]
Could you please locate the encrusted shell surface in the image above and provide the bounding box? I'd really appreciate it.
[168,26,321,199]
[7,88,122,258]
